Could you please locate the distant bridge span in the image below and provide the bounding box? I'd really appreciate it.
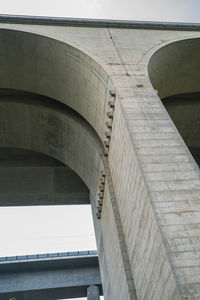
[0,251,102,300]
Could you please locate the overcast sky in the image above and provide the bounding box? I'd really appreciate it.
[0,205,96,256]
[0,0,200,22]
[0,0,199,259]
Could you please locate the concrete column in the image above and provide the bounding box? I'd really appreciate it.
[87,285,100,300]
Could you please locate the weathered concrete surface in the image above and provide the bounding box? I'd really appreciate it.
[0,252,102,300]
[161,93,200,167]
[0,90,135,300]
[0,17,200,299]
[0,148,89,206]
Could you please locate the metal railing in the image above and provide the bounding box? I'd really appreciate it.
[0,250,98,262]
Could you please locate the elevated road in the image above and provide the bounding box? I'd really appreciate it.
[0,251,102,300]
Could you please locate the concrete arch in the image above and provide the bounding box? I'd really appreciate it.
[0,89,135,300]
[148,38,200,168]
[0,90,104,194]
[0,147,91,206]
[0,28,108,140]
[148,37,200,99]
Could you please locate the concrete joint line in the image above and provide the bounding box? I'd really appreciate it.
[103,90,116,157]
[103,161,138,299]
[64,51,107,87]
[96,170,106,220]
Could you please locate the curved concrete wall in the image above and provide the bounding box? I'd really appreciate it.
[0,29,108,140]
[0,90,134,300]
[103,30,200,299]
[0,91,103,191]
[148,38,200,99]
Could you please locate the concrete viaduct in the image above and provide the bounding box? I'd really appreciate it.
[0,251,102,300]
[0,14,200,299]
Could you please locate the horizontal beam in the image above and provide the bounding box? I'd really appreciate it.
[0,251,99,271]
[0,14,200,31]
[0,252,102,299]
[1,286,103,300]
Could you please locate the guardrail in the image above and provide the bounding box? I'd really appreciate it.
[0,250,98,262]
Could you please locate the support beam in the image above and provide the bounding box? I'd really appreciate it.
[87,285,100,300]
[0,252,103,300]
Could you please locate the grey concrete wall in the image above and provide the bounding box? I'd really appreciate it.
[0,267,100,292]
[161,93,200,167]
[0,21,199,299]
[106,29,200,299]
[92,170,137,299]
[0,28,108,140]
[0,148,89,206]
[0,92,102,191]
[148,38,200,99]
[0,91,133,299]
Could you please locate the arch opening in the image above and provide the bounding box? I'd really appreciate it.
[0,29,107,298]
[0,88,102,253]
[148,38,200,99]
[162,93,200,167]
[148,38,200,167]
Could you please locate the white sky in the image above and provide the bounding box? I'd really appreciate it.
[0,205,96,256]
[0,0,199,22]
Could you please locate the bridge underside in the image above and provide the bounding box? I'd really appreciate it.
[1,287,100,300]
[0,254,102,300]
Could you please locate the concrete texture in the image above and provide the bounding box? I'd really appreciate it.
[0,16,199,299]
[162,93,200,167]
[0,148,89,206]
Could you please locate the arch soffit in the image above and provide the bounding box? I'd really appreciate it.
[0,92,104,193]
[140,35,200,68]
[146,38,200,170]
[0,27,109,141]
[146,37,200,99]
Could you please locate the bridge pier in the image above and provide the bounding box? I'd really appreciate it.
[87,285,100,300]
